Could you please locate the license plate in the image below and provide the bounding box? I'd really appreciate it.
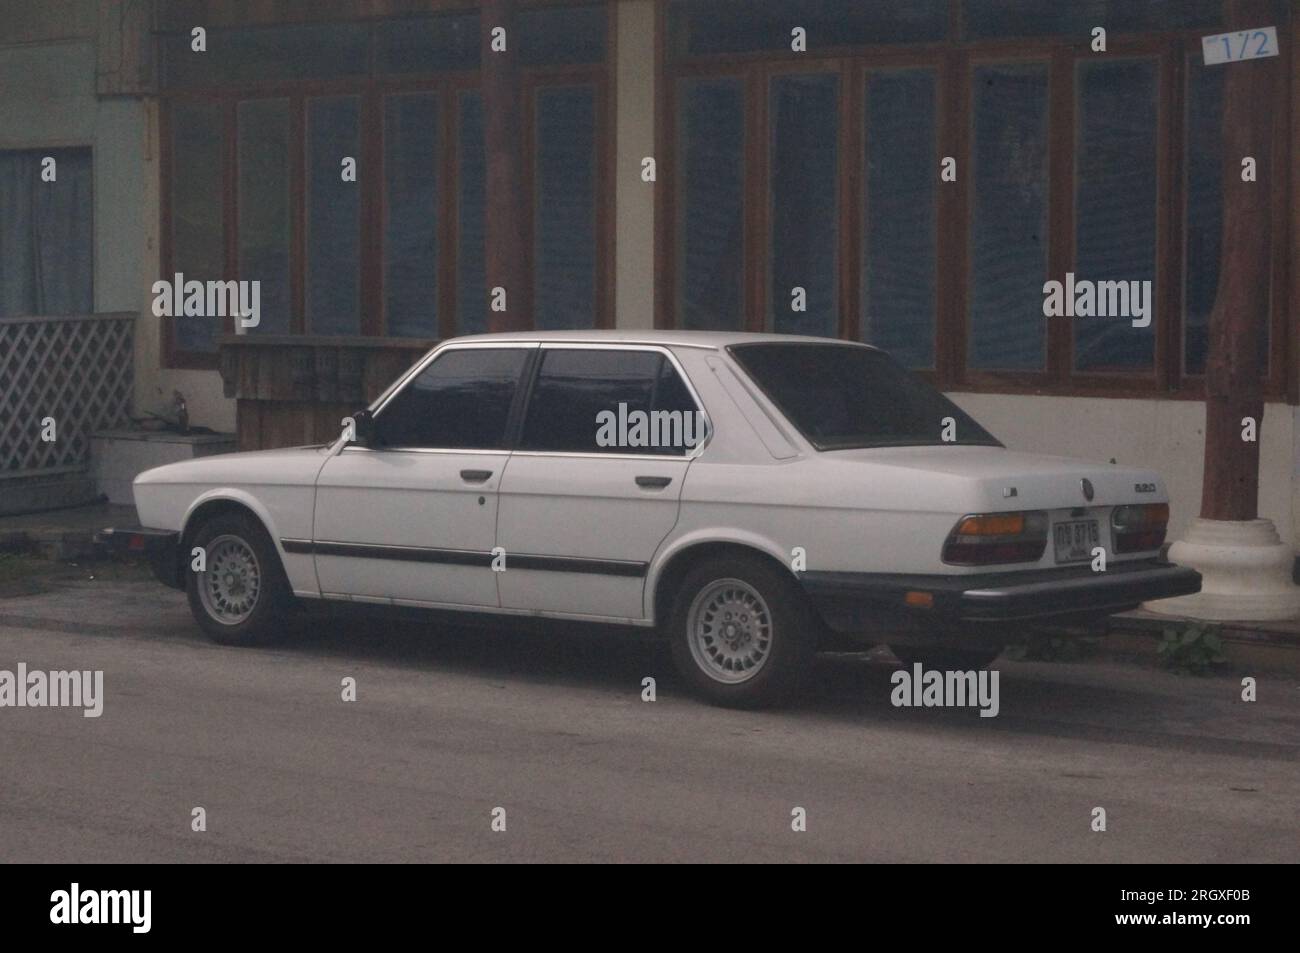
[1054,519,1100,564]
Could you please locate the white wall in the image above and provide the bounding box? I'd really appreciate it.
[614,0,657,330]
[134,99,234,432]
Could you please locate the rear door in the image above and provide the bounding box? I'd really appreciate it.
[495,345,706,621]
[311,345,532,606]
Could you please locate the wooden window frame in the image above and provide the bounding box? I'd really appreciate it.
[161,6,615,370]
[655,2,1293,402]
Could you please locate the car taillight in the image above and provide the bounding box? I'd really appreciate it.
[942,511,1048,565]
[1112,503,1169,553]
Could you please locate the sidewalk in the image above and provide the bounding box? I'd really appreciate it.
[0,501,138,560]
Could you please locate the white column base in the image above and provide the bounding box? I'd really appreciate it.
[1144,518,1300,621]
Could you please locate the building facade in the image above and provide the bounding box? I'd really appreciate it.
[1,0,1298,548]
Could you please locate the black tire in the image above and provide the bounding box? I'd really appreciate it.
[185,511,292,646]
[891,646,1004,671]
[668,554,818,709]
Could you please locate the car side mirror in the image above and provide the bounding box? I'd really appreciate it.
[346,408,376,448]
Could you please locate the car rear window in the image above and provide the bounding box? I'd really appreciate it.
[728,343,1000,451]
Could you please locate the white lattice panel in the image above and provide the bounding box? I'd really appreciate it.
[0,314,134,477]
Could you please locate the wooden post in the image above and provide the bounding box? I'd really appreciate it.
[1199,0,1275,521]
[482,0,531,332]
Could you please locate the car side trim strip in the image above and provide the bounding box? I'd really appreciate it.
[280,539,647,578]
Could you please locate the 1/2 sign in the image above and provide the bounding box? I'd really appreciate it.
[1202,26,1278,65]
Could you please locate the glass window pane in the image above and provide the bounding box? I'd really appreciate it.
[237,98,291,335]
[376,6,606,74]
[730,343,999,451]
[457,91,487,335]
[376,13,479,74]
[675,77,745,331]
[164,23,369,88]
[519,5,607,65]
[170,102,223,352]
[1184,57,1221,377]
[1074,58,1158,372]
[965,0,1223,39]
[669,0,946,56]
[862,68,936,369]
[968,63,1050,371]
[385,93,439,339]
[769,72,838,336]
[534,86,597,330]
[0,148,92,317]
[307,96,361,336]
[375,348,527,449]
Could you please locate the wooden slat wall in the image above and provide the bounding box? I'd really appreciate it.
[220,337,432,450]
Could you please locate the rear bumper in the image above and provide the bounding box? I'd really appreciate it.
[800,558,1201,631]
[97,526,182,589]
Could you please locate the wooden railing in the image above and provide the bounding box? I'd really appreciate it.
[217,334,436,451]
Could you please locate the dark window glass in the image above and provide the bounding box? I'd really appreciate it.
[170,103,223,351]
[1074,58,1157,372]
[965,0,1224,39]
[163,23,369,88]
[669,0,946,56]
[237,99,291,334]
[730,343,1000,451]
[521,349,702,455]
[675,77,745,331]
[457,91,488,334]
[769,72,838,336]
[969,63,1049,371]
[375,348,527,449]
[307,96,361,335]
[384,92,439,339]
[1184,58,1219,376]
[862,68,936,369]
[519,5,607,65]
[376,14,480,74]
[375,6,605,74]
[0,148,92,317]
[535,86,597,330]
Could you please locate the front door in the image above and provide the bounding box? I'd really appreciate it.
[312,345,532,607]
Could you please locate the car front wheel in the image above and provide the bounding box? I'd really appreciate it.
[668,555,817,708]
[185,512,292,646]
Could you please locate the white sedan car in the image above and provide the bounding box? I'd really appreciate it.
[105,331,1199,707]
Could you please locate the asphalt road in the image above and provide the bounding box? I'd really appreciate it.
[1,572,1297,863]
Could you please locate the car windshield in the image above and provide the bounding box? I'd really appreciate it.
[728,343,1001,451]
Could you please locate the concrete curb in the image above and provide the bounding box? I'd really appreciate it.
[1107,610,1300,676]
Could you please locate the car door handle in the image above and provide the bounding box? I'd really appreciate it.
[460,469,493,483]
[635,475,672,489]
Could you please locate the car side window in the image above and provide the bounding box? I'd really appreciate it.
[519,348,703,455]
[373,348,528,449]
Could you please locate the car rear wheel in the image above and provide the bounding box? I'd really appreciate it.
[186,512,292,646]
[891,646,1004,671]
[668,555,817,708]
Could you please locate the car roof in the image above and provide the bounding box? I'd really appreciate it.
[445,329,881,351]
